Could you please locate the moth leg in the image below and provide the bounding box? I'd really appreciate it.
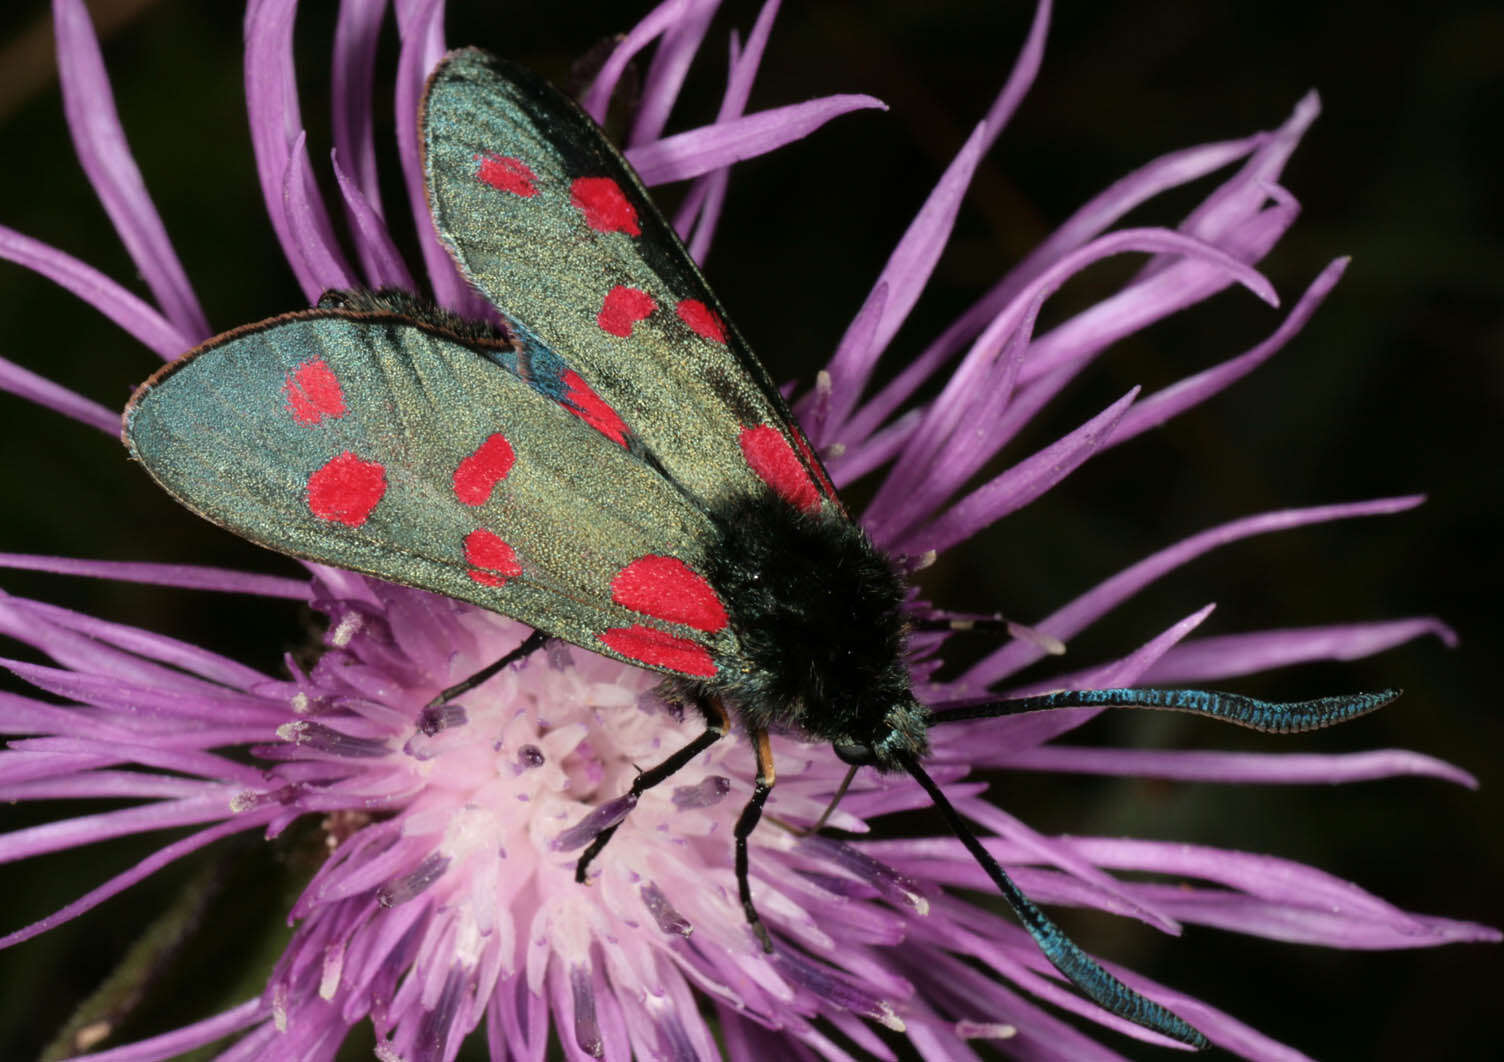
[735,729,777,952]
[788,763,858,837]
[574,696,729,883]
[425,629,549,709]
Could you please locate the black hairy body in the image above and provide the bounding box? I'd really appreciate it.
[673,493,929,770]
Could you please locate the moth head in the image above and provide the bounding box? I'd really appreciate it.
[831,699,929,773]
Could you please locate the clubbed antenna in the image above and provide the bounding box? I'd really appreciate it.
[898,752,1209,1048]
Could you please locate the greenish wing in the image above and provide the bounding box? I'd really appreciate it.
[421,48,840,514]
[123,310,739,680]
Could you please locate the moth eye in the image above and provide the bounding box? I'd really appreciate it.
[832,741,877,766]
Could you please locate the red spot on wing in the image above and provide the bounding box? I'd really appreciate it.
[571,176,640,235]
[598,625,716,677]
[465,528,522,586]
[611,555,728,632]
[307,452,386,527]
[453,432,516,506]
[284,359,346,425]
[791,430,838,500]
[476,154,537,197]
[739,425,821,513]
[561,370,630,447]
[676,299,726,343]
[597,286,656,338]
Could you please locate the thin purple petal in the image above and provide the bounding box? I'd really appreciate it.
[581,0,688,124]
[629,0,719,147]
[0,552,309,598]
[244,0,328,301]
[1142,617,1458,684]
[993,746,1478,788]
[960,496,1427,687]
[284,131,356,295]
[816,122,989,438]
[897,387,1138,555]
[0,355,117,433]
[0,225,188,358]
[332,150,417,289]
[0,812,274,949]
[68,998,268,1062]
[976,0,1052,156]
[625,94,887,186]
[331,0,388,215]
[1110,257,1348,446]
[52,0,211,341]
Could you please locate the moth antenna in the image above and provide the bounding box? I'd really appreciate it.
[926,686,1402,733]
[898,752,1208,1049]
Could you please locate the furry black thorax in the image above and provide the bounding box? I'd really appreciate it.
[671,493,929,770]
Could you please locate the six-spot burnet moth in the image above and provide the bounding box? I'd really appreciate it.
[121,48,1401,1049]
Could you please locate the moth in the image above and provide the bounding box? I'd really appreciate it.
[123,48,1396,1049]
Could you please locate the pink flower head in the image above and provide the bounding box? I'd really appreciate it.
[0,2,1493,1060]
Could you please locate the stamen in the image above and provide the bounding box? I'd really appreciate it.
[671,775,730,809]
[957,1020,1017,1040]
[802,835,929,914]
[552,794,637,851]
[571,965,604,1058]
[276,720,390,758]
[640,882,693,936]
[515,744,545,770]
[417,703,468,735]
[413,966,466,1062]
[376,853,450,907]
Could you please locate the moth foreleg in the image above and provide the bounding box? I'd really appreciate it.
[735,729,776,952]
[573,695,729,883]
[424,628,549,710]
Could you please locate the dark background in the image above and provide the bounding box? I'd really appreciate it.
[0,1,1496,1059]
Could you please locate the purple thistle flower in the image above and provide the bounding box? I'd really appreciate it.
[0,1,1494,1060]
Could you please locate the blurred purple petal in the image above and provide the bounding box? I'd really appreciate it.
[994,746,1478,788]
[1143,617,1458,684]
[70,999,269,1062]
[630,0,719,147]
[0,814,274,948]
[0,225,187,358]
[626,94,887,185]
[1,595,276,689]
[0,355,117,433]
[0,553,309,598]
[53,0,211,341]
[682,0,782,259]
[961,496,1427,687]
[1129,885,1500,949]
[898,387,1138,555]
[581,0,688,124]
